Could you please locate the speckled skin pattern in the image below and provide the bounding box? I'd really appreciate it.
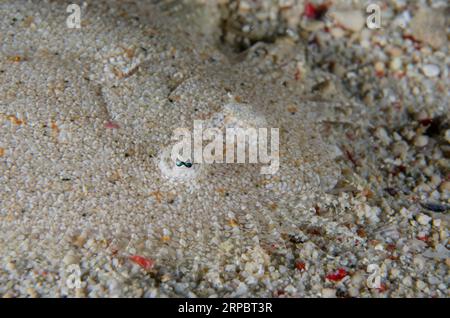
[0,1,354,296]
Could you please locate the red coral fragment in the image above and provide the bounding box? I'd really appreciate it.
[375,70,385,78]
[402,34,422,49]
[304,1,329,20]
[326,268,348,281]
[304,2,318,19]
[104,120,120,129]
[294,68,301,81]
[129,255,154,270]
[386,244,396,252]
[417,235,429,242]
[295,261,306,272]
[377,283,388,293]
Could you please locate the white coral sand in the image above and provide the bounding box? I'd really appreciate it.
[0,0,448,297]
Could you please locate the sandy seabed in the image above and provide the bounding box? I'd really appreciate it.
[0,0,448,297]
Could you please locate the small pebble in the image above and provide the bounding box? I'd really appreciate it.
[445,130,450,144]
[63,252,80,266]
[27,287,39,298]
[330,10,365,32]
[430,175,441,186]
[416,280,426,291]
[421,64,440,78]
[6,262,15,271]
[414,135,428,147]
[375,243,384,251]
[374,61,385,74]
[75,288,86,298]
[417,213,431,225]
[439,182,450,193]
[234,282,248,297]
[402,276,413,287]
[348,286,359,297]
[390,268,400,279]
[413,255,426,270]
[321,288,337,298]
[428,276,439,285]
[389,57,402,71]
[375,127,391,145]
[432,219,441,228]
